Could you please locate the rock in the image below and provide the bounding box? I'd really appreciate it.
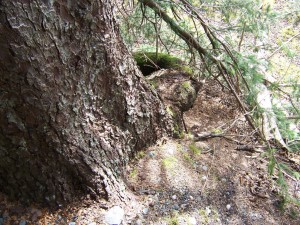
[206,207,211,215]
[31,208,42,221]
[69,223,76,225]
[249,212,263,220]
[189,195,194,201]
[195,142,209,151]
[202,175,207,181]
[202,165,208,171]
[142,208,149,215]
[104,206,124,225]
[148,197,155,207]
[188,216,197,225]
[171,195,177,200]
[147,69,202,130]
[148,151,156,158]
[226,204,231,210]
[2,212,9,219]
[19,221,27,225]
[88,222,96,225]
[173,204,180,210]
[221,178,227,182]
[180,204,188,210]
[135,219,143,225]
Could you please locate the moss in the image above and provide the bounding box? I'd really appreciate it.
[182,81,191,90]
[162,156,178,169]
[133,51,193,76]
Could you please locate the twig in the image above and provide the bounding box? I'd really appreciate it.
[238,22,246,52]
[268,32,300,59]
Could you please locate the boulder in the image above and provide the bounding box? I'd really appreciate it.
[147,69,202,133]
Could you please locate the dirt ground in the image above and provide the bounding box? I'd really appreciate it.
[1,79,299,225]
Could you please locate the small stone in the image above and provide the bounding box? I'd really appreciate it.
[147,190,156,195]
[88,222,96,225]
[221,178,227,182]
[195,142,209,150]
[202,165,208,171]
[180,204,187,209]
[19,221,27,225]
[2,212,9,219]
[69,223,76,225]
[31,209,42,221]
[135,219,143,225]
[148,198,155,207]
[189,195,194,201]
[148,151,156,158]
[226,204,231,210]
[173,204,179,210]
[188,216,197,225]
[142,208,149,215]
[202,175,207,181]
[205,207,211,215]
[171,195,177,200]
[104,206,124,225]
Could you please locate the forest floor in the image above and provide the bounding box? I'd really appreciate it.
[1,79,299,225]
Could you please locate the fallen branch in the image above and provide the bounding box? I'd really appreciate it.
[194,132,243,144]
[235,145,266,153]
[139,0,262,139]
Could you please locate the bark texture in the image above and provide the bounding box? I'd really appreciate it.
[0,0,172,205]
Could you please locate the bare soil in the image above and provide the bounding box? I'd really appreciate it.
[1,79,299,225]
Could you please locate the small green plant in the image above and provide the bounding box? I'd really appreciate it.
[162,156,178,169]
[198,208,209,224]
[129,168,138,179]
[212,128,223,134]
[166,212,179,225]
[266,148,300,208]
[182,81,191,90]
[136,150,146,159]
[288,207,299,219]
[188,142,202,155]
[166,106,175,117]
[172,124,185,139]
[182,151,193,164]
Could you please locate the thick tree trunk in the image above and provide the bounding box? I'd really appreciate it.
[0,0,172,205]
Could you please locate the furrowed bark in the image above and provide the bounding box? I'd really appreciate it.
[0,0,172,205]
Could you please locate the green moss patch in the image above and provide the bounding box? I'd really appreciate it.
[133,51,192,76]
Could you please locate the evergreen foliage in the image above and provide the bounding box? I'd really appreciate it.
[118,0,300,207]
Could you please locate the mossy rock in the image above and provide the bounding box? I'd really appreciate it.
[133,52,192,76]
[147,69,202,134]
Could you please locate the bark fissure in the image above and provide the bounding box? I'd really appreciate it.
[0,0,172,204]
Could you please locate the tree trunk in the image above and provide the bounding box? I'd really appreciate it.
[0,0,172,205]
